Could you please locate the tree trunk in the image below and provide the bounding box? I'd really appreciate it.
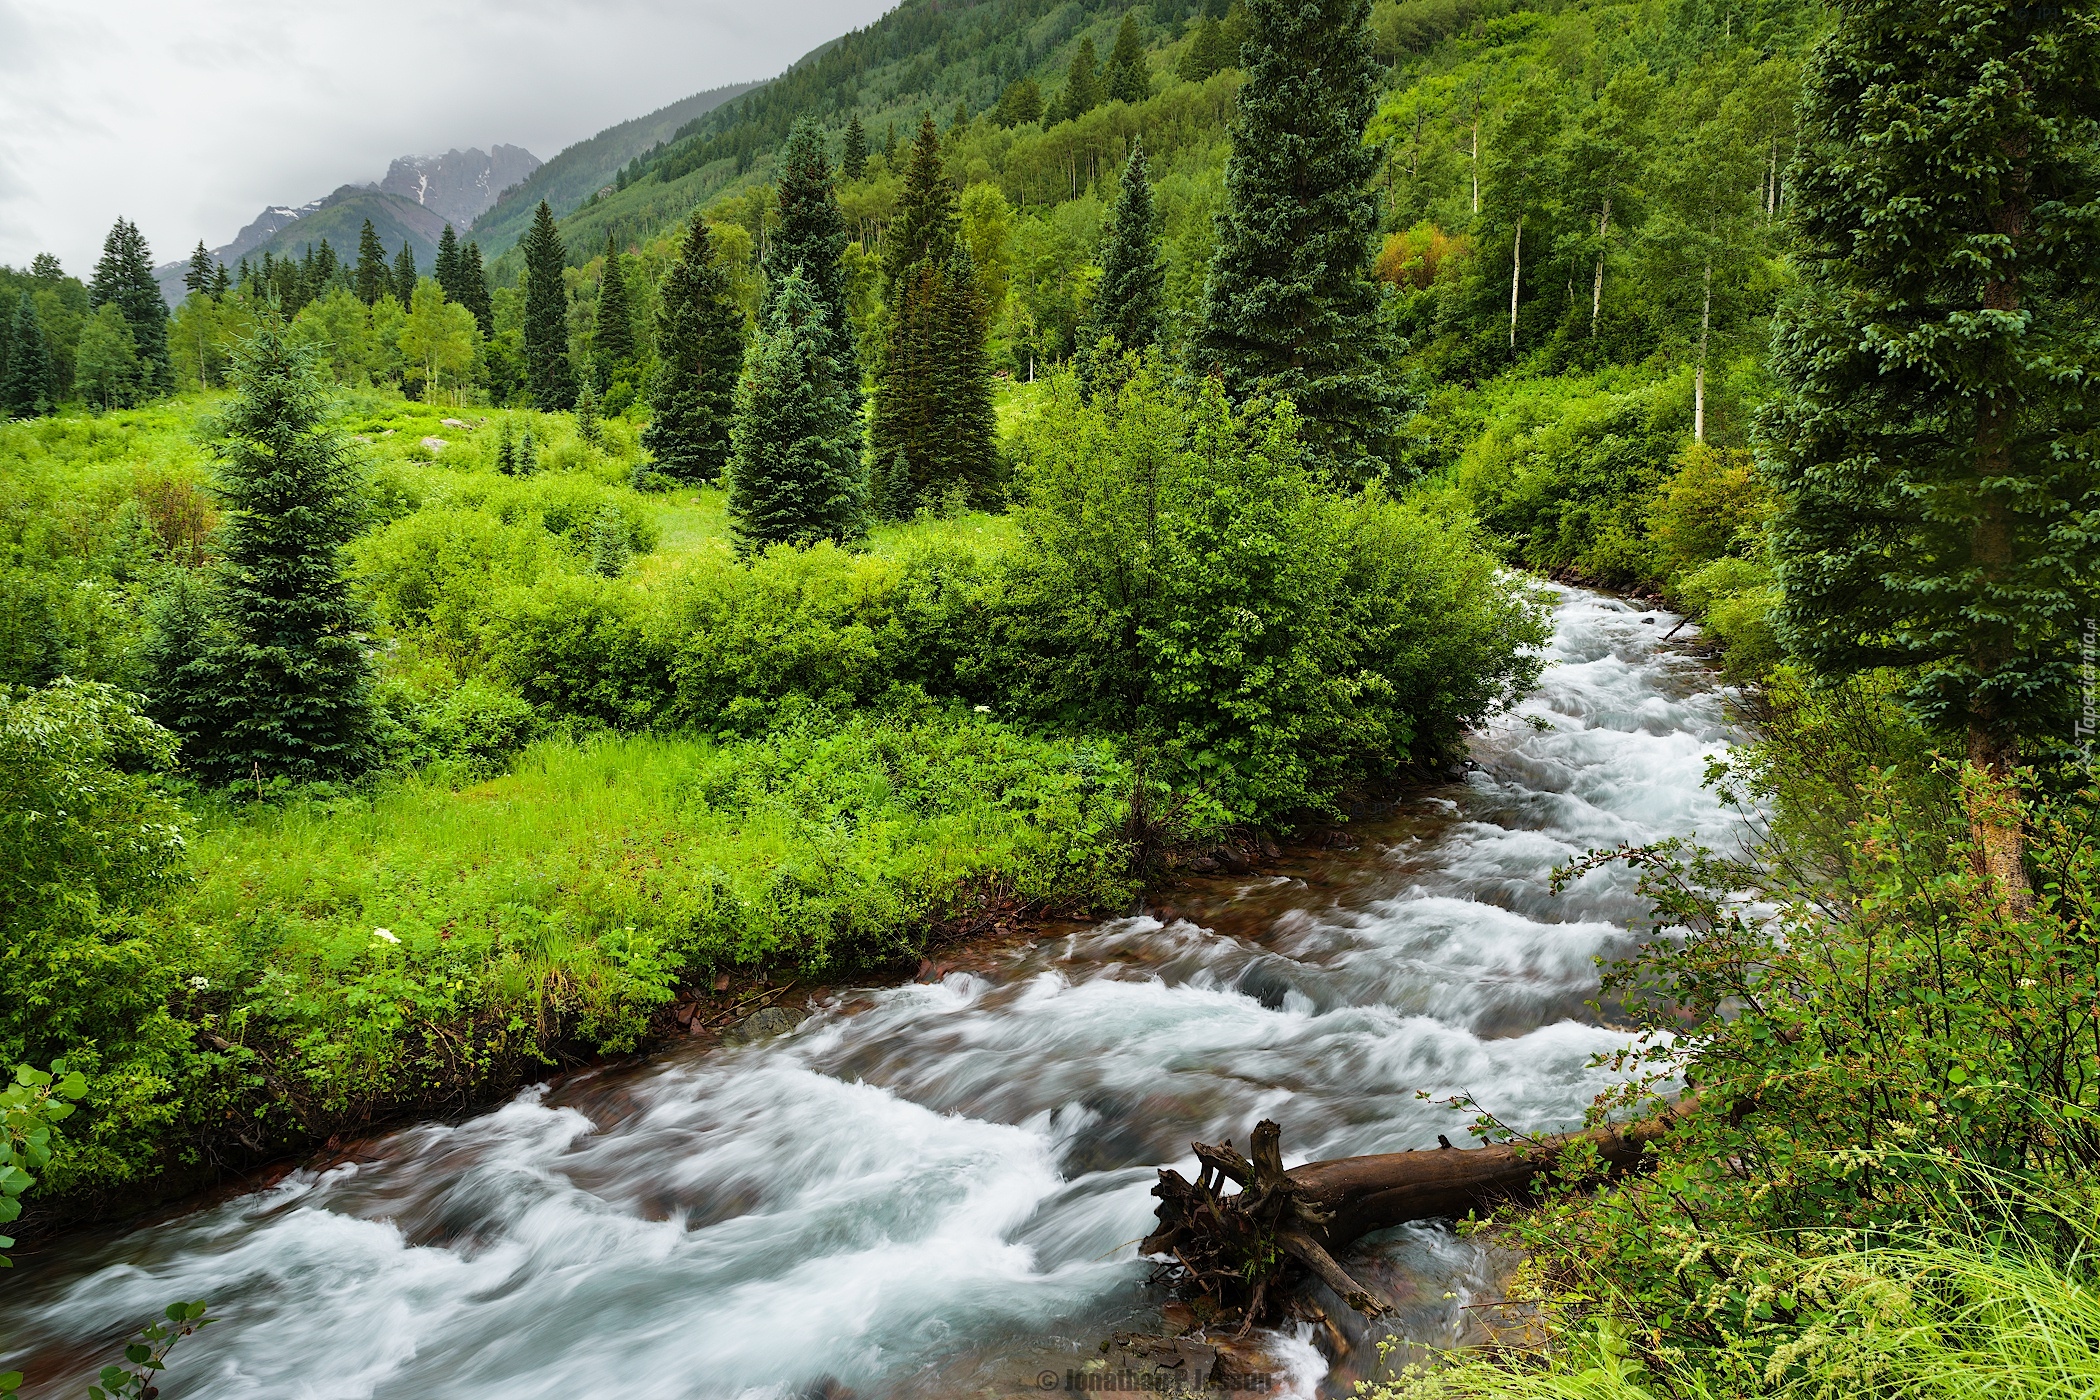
[1509,216,1523,350]
[1694,257,1711,442]
[1590,195,1611,336]
[1144,1106,1692,1329]
[1471,101,1481,215]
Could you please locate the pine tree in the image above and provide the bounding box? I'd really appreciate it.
[1,292,54,417]
[842,113,869,180]
[575,366,603,447]
[183,241,215,297]
[182,322,374,785]
[1195,0,1399,481]
[587,503,632,576]
[1083,143,1166,368]
[208,262,232,300]
[882,125,898,164]
[312,238,339,291]
[643,215,744,483]
[995,77,1045,128]
[870,249,995,503]
[727,269,864,554]
[1052,37,1105,124]
[765,118,856,387]
[594,230,636,390]
[884,116,960,296]
[88,217,170,396]
[521,200,576,411]
[458,242,494,335]
[434,224,461,301]
[391,243,418,306]
[353,220,390,304]
[1766,0,2100,901]
[1105,14,1152,104]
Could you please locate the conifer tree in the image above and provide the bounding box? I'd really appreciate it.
[727,269,864,553]
[1105,14,1151,104]
[178,322,374,784]
[458,242,494,335]
[312,238,340,291]
[433,224,461,301]
[183,241,215,297]
[521,200,576,411]
[595,231,637,390]
[884,117,960,296]
[883,124,898,164]
[995,77,1045,128]
[575,365,603,446]
[1,292,54,417]
[1767,0,2100,901]
[842,113,869,180]
[871,249,996,504]
[1195,0,1398,480]
[88,217,170,395]
[643,215,744,482]
[208,262,232,300]
[1051,37,1105,124]
[1083,143,1166,365]
[765,118,856,386]
[353,220,390,304]
[391,243,418,306]
[587,503,631,576]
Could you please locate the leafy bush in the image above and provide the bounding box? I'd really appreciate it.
[1002,362,1545,826]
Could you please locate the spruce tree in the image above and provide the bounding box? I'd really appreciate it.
[88,217,170,395]
[643,215,744,483]
[1105,14,1151,104]
[871,249,995,504]
[433,224,461,301]
[458,242,494,335]
[1,292,54,417]
[184,322,374,784]
[183,241,215,297]
[1083,143,1166,364]
[521,200,576,411]
[995,77,1045,128]
[1766,0,2100,900]
[1052,38,1105,124]
[594,230,636,390]
[842,113,869,181]
[353,220,390,304]
[209,262,232,300]
[727,269,863,553]
[391,243,418,306]
[1194,0,1399,481]
[766,118,856,385]
[884,117,960,296]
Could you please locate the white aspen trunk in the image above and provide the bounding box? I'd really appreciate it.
[1590,194,1611,335]
[1694,257,1712,442]
[1471,108,1481,215]
[1509,216,1523,350]
[1765,138,1777,217]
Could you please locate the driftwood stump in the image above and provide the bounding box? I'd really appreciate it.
[1141,1105,1690,1331]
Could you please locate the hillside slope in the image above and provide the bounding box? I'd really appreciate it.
[466,81,762,257]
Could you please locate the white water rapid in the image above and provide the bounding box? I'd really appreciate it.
[1,586,1739,1400]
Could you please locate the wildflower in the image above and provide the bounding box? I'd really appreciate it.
[974,704,991,713]
[188,975,211,991]
[372,928,401,945]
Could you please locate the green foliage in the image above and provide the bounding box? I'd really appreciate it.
[727,270,865,554]
[1004,359,1544,826]
[1105,13,1153,105]
[1196,0,1400,481]
[521,201,576,411]
[1,1062,87,1261]
[390,241,418,307]
[842,112,868,180]
[1051,36,1106,125]
[643,216,743,483]
[86,1301,215,1400]
[593,231,637,389]
[74,305,142,412]
[1766,0,2100,757]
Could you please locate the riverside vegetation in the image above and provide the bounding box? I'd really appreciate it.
[2,0,2098,1396]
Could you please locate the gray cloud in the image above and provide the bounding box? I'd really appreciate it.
[0,0,893,276]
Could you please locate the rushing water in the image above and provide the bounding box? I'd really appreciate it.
[1,586,1738,1400]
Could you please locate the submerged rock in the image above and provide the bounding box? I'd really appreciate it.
[720,1004,807,1046]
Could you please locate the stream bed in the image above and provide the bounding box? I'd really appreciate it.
[1,586,1739,1400]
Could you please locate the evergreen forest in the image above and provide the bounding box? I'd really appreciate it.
[4,0,2100,1393]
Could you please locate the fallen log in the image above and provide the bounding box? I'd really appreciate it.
[1141,1101,1695,1331]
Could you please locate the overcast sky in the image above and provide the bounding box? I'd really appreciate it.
[0,0,895,278]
